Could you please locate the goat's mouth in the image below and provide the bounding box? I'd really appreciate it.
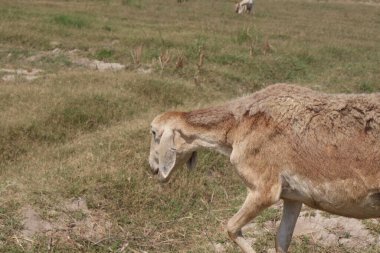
[157,172,171,184]
[150,167,170,183]
[148,162,172,183]
[149,168,170,183]
[148,158,159,175]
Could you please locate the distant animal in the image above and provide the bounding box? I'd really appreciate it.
[236,0,254,14]
[148,84,380,253]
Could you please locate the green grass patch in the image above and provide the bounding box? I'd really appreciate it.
[95,49,114,60]
[121,0,143,8]
[363,220,380,235]
[0,128,28,163]
[31,95,132,139]
[0,6,26,21]
[211,53,248,65]
[255,207,281,224]
[40,54,72,67]
[53,14,89,29]
[131,79,186,107]
[358,82,375,93]
[0,201,22,250]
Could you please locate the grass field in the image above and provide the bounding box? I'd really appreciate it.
[0,0,380,252]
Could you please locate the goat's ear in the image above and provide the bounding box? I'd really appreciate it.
[158,129,176,179]
[186,151,197,170]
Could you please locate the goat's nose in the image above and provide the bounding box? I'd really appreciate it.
[149,162,159,175]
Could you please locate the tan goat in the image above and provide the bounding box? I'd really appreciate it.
[148,83,380,253]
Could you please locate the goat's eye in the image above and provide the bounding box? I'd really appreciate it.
[152,130,160,144]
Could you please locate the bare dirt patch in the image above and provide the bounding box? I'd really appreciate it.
[66,48,126,71]
[1,49,128,82]
[291,212,379,248]
[0,68,43,82]
[28,48,127,71]
[19,197,113,249]
[3,48,159,81]
[70,57,125,71]
[241,208,380,250]
[21,205,53,239]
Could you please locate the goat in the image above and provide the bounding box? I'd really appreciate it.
[236,0,254,14]
[148,83,380,253]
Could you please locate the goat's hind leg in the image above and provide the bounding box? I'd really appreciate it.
[275,199,302,253]
[227,190,277,253]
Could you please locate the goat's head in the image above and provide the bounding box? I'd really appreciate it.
[149,112,197,183]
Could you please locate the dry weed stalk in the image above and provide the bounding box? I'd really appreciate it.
[197,47,205,71]
[194,75,200,86]
[263,38,272,55]
[12,236,25,251]
[175,54,185,70]
[131,45,143,66]
[245,27,257,58]
[194,47,205,85]
[249,42,255,58]
[158,50,171,72]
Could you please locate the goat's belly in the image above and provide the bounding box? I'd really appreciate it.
[306,196,380,219]
[281,174,380,218]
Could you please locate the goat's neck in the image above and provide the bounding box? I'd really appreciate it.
[192,131,233,156]
[178,111,235,156]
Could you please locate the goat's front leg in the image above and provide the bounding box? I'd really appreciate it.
[275,199,302,253]
[227,190,276,253]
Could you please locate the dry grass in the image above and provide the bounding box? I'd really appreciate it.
[0,0,379,252]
